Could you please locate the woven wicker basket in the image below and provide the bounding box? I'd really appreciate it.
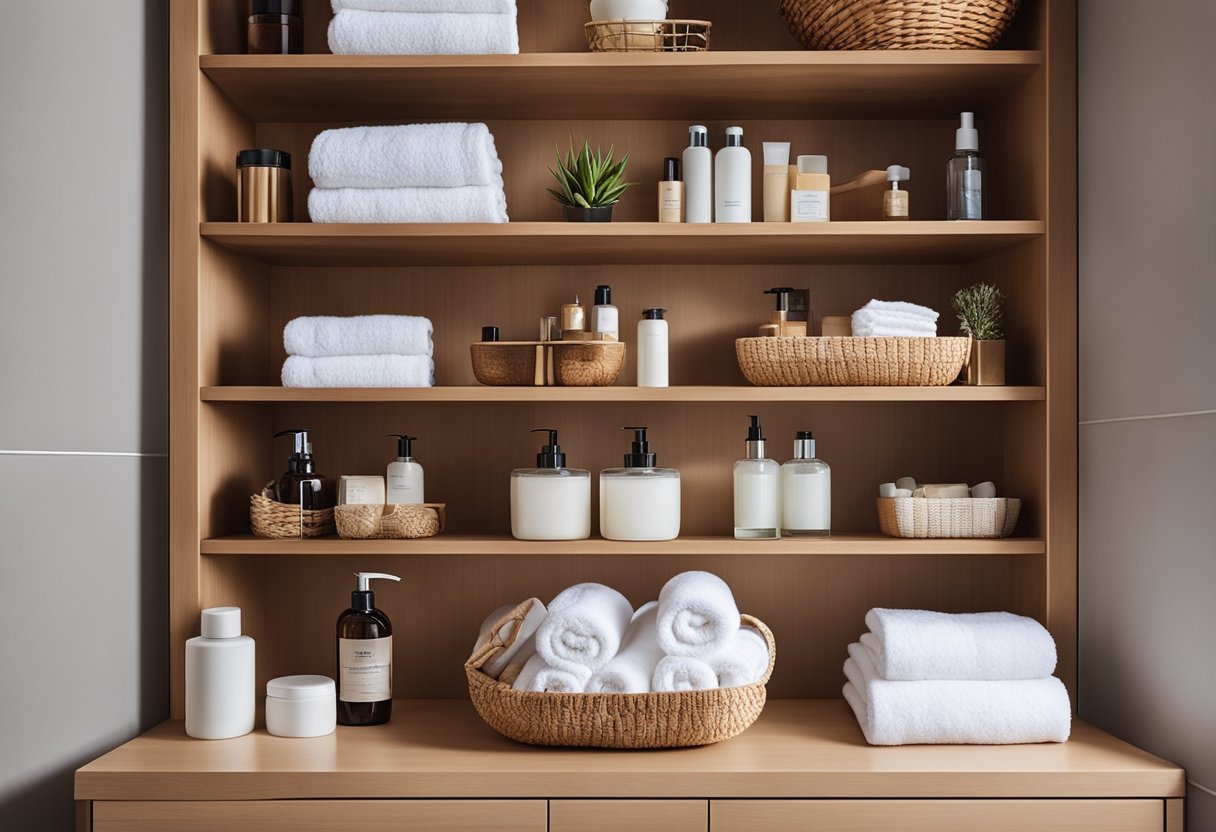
[736,336,969,386]
[877,496,1021,538]
[335,503,446,540]
[471,341,625,387]
[466,602,776,749]
[780,0,1020,50]
[585,19,712,52]
[250,488,335,539]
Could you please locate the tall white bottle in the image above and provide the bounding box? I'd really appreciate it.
[683,125,713,224]
[781,431,831,537]
[734,415,780,539]
[386,434,424,505]
[637,307,669,387]
[185,607,255,740]
[715,126,752,223]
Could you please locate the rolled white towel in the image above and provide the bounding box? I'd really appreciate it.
[652,655,718,692]
[308,186,509,224]
[861,608,1058,681]
[843,644,1071,745]
[284,315,433,359]
[536,583,634,674]
[309,124,504,191]
[585,602,665,694]
[471,599,548,681]
[656,571,740,658]
[512,652,590,693]
[970,481,997,498]
[328,9,520,55]
[333,0,515,12]
[859,299,940,322]
[282,354,434,388]
[706,626,769,688]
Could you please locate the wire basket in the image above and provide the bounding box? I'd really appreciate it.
[585,19,712,53]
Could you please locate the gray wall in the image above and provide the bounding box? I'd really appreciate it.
[1078,1,1216,829]
[0,2,167,829]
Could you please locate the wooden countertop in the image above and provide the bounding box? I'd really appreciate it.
[76,700,1183,801]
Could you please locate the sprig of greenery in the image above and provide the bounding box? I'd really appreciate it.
[953,282,1006,340]
[547,140,632,209]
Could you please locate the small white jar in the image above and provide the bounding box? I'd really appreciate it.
[265,675,336,738]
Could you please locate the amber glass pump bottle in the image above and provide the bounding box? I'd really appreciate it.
[337,572,401,726]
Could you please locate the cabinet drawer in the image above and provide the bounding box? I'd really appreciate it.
[551,800,707,832]
[93,800,546,831]
[710,799,1163,832]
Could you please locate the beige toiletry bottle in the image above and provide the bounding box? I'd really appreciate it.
[658,157,684,223]
[560,295,587,340]
[758,287,807,337]
[883,165,911,221]
[791,155,830,223]
[762,142,792,222]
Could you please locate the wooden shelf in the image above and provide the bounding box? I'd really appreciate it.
[201,221,1044,267]
[201,385,1047,404]
[200,533,1045,557]
[76,699,1183,801]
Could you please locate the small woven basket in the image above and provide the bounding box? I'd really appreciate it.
[335,503,446,540]
[736,336,970,386]
[877,497,1021,538]
[466,602,775,749]
[585,19,712,52]
[250,488,335,539]
[780,0,1020,50]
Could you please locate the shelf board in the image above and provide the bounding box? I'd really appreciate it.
[201,221,1044,267]
[200,533,1045,557]
[76,699,1182,801]
[200,51,1042,121]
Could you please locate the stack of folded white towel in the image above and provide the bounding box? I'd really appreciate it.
[851,299,939,337]
[473,572,770,694]
[843,608,1071,746]
[328,0,519,55]
[282,315,435,388]
[308,123,509,224]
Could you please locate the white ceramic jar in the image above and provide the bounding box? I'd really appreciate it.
[590,0,668,21]
[265,675,337,738]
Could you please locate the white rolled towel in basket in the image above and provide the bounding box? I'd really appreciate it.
[535,583,634,674]
[656,571,741,658]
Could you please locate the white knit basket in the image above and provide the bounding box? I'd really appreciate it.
[877,497,1021,539]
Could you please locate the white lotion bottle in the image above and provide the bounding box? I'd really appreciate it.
[637,307,669,387]
[510,429,591,540]
[715,126,752,223]
[683,125,713,224]
[600,427,681,541]
[592,284,619,341]
[386,434,424,504]
[734,415,780,539]
[781,431,830,537]
[185,607,255,740]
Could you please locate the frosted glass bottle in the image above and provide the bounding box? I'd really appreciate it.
[781,431,830,537]
[510,429,591,541]
[185,607,255,740]
[683,125,713,224]
[733,416,780,539]
[715,126,752,223]
[947,112,984,220]
[600,427,681,541]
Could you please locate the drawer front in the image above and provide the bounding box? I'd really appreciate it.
[93,800,546,831]
[551,800,708,832]
[710,799,1163,832]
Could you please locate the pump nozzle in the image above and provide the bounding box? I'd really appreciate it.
[351,572,401,612]
[274,429,311,455]
[886,165,911,184]
[747,415,765,442]
[387,434,417,459]
[764,287,794,311]
[955,112,979,152]
[355,572,401,592]
[622,426,656,468]
[531,428,566,469]
[274,429,315,473]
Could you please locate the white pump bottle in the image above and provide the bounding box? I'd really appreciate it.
[386,434,424,504]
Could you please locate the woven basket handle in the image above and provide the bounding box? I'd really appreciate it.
[465,598,538,672]
[742,614,777,685]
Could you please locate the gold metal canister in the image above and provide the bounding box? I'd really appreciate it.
[237,149,292,223]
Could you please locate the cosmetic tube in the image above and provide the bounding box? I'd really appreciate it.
[762,143,791,222]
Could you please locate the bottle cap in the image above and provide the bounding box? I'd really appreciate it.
[663,157,680,181]
[794,430,816,460]
[956,112,979,151]
[237,148,291,169]
[725,126,744,147]
[623,426,657,468]
[531,428,566,469]
[689,125,709,147]
[594,284,612,306]
[387,434,416,459]
[797,155,828,174]
[267,675,335,702]
[745,415,766,460]
[481,325,500,342]
[642,307,667,320]
[765,287,794,311]
[201,607,242,639]
[886,165,911,182]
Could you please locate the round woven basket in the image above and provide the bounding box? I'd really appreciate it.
[877,496,1021,538]
[250,489,335,539]
[736,336,970,386]
[334,503,446,540]
[466,605,776,749]
[780,0,1020,50]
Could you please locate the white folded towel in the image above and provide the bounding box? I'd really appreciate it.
[284,315,433,358]
[851,312,938,338]
[652,655,718,692]
[858,299,940,321]
[282,354,434,387]
[471,599,548,681]
[862,608,1057,681]
[656,571,740,658]
[308,186,509,224]
[843,645,1071,745]
[333,0,515,12]
[329,9,520,55]
[512,652,590,693]
[536,583,634,674]
[309,124,504,191]
[585,602,665,694]
[706,626,769,688]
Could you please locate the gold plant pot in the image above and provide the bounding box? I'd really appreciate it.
[966,339,1006,386]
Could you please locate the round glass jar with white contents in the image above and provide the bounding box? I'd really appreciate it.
[265,675,336,738]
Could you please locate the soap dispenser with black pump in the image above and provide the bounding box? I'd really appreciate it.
[272,429,335,510]
[386,434,424,505]
[337,572,401,726]
[758,288,808,337]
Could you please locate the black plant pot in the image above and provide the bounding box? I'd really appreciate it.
[563,205,614,222]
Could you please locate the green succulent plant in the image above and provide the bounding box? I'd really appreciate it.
[952,282,1006,341]
[547,140,633,209]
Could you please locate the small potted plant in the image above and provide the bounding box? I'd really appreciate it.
[548,140,632,222]
[953,282,1006,386]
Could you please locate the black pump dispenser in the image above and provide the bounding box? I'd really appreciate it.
[274,429,315,473]
[531,428,566,469]
[387,434,417,460]
[765,287,794,312]
[745,415,767,460]
[623,426,657,468]
[595,285,612,306]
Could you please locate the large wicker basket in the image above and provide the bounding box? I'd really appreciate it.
[250,488,335,539]
[878,496,1021,538]
[781,0,1021,50]
[736,336,969,386]
[466,601,776,749]
[335,503,446,540]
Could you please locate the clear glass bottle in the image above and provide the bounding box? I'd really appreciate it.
[734,415,780,540]
[600,427,681,541]
[947,112,984,221]
[510,429,591,541]
[781,431,831,538]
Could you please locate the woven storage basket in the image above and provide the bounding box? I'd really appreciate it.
[585,19,712,52]
[780,0,1020,50]
[250,488,335,539]
[466,601,776,749]
[335,503,446,540]
[736,336,969,386]
[877,496,1021,538]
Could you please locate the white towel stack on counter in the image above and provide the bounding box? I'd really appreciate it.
[843,608,1071,746]
[281,315,435,388]
[328,0,519,54]
[307,123,509,224]
[851,299,939,337]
